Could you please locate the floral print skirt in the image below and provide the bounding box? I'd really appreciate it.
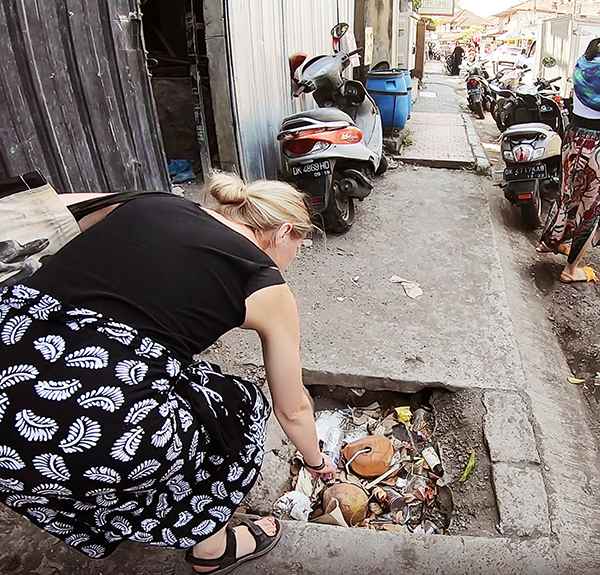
[0,284,270,558]
[541,125,600,263]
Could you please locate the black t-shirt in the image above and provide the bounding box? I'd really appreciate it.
[27,194,285,361]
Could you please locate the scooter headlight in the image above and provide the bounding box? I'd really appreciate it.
[533,147,545,159]
[503,150,515,161]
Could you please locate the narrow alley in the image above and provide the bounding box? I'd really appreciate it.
[3,61,599,575]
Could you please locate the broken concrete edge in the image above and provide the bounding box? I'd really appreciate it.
[491,462,551,539]
[302,368,460,394]
[462,113,492,176]
[383,128,410,155]
[482,390,541,464]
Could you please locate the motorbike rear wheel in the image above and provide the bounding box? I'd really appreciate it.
[324,180,355,234]
[520,181,543,229]
[474,101,485,119]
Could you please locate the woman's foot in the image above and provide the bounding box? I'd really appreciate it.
[560,266,598,284]
[191,517,279,573]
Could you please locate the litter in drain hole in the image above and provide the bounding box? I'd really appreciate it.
[273,399,453,534]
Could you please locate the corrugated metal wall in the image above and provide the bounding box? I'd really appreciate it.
[0,0,170,194]
[226,0,355,180]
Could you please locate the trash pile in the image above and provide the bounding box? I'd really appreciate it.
[273,401,453,534]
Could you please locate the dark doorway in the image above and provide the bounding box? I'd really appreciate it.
[141,0,218,193]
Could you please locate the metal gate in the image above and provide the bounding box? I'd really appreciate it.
[225,0,355,180]
[0,0,169,194]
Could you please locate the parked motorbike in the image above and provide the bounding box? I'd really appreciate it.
[500,78,567,228]
[498,76,561,130]
[278,23,385,233]
[445,54,454,75]
[490,66,532,132]
[464,61,493,119]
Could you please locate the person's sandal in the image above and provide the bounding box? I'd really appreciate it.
[536,242,570,255]
[185,517,282,574]
[560,266,598,284]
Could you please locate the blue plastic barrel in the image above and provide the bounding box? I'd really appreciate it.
[366,70,409,130]
[402,70,413,118]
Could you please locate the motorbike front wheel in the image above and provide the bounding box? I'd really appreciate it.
[375,154,388,176]
[324,180,355,234]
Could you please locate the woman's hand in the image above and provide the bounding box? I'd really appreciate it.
[305,453,337,481]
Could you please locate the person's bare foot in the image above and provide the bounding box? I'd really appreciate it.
[191,517,278,573]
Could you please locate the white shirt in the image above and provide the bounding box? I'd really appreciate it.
[573,91,600,120]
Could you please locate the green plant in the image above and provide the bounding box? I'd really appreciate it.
[412,0,423,11]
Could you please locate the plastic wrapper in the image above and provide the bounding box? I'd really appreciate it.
[315,410,349,466]
[273,491,312,521]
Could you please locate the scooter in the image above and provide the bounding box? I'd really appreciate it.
[278,23,384,233]
[490,66,532,132]
[464,61,493,119]
[445,53,454,75]
[500,79,567,228]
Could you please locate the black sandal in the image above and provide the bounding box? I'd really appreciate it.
[185,517,282,574]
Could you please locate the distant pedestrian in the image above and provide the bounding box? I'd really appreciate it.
[538,38,600,283]
[451,42,464,75]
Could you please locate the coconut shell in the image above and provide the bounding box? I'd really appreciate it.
[342,436,394,478]
[322,483,369,526]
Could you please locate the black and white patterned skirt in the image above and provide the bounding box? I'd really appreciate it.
[0,284,270,558]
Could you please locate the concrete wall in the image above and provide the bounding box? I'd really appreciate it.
[354,0,395,79]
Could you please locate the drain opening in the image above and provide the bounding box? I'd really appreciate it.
[244,385,453,535]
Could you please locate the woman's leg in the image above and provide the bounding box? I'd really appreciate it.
[190,517,278,573]
[539,129,577,252]
[561,218,598,280]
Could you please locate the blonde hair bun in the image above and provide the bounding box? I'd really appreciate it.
[209,172,248,206]
[205,171,313,237]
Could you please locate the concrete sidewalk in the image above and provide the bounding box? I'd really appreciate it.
[397,64,490,174]
[206,167,524,394]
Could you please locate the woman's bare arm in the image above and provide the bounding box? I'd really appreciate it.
[59,193,122,232]
[243,284,323,466]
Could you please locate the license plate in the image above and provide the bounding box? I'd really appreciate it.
[468,88,481,96]
[291,160,332,178]
[504,164,546,181]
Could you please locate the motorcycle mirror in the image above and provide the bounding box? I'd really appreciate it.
[331,22,349,40]
[542,56,557,68]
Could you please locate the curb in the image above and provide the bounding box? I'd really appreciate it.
[462,113,492,176]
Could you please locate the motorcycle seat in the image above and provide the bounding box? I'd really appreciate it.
[504,122,556,136]
[282,107,354,127]
[490,85,513,97]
